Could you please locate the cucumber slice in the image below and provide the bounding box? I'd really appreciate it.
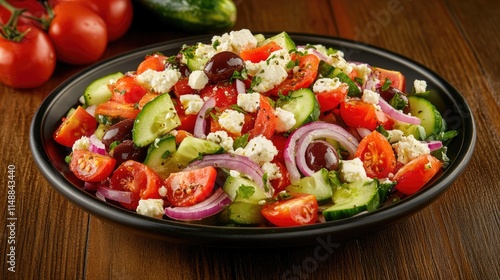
[144,135,178,179]
[132,93,181,147]
[323,179,380,221]
[174,136,223,168]
[407,96,444,137]
[277,88,320,130]
[259,31,296,51]
[393,122,426,140]
[223,175,268,203]
[318,60,361,97]
[83,72,124,107]
[286,169,334,204]
[217,201,265,226]
[187,57,208,71]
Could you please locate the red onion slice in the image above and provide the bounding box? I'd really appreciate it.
[284,122,359,184]
[378,98,421,125]
[426,140,443,151]
[185,154,273,197]
[164,188,231,221]
[96,186,139,204]
[193,97,216,138]
[295,128,360,177]
[235,79,246,94]
[355,127,371,138]
[89,134,106,155]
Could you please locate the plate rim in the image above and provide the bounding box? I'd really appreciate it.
[30,33,477,247]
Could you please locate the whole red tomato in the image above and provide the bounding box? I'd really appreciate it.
[0,25,56,88]
[48,2,107,65]
[49,0,133,41]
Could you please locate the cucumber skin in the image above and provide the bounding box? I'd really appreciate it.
[407,96,444,137]
[135,0,237,32]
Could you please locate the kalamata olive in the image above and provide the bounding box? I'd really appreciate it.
[166,56,191,77]
[305,140,339,172]
[101,118,135,150]
[204,51,244,83]
[111,139,147,166]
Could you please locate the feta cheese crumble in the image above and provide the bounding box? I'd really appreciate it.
[218,109,245,134]
[136,199,164,218]
[340,158,369,183]
[179,94,204,115]
[207,130,234,152]
[414,79,427,93]
[212,29,258,54]
[312,77,343,93]
[72,136,90,151]
[392,135,431,164]
[274,107,296,132]
[237,92,261,113]
[261,162,282,181]
[136,68,181,93]
[362,89,380,105]
[233,135,278,164]
[188,70,209,90]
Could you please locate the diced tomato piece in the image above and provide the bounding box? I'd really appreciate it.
[267,53,319,96]
[136,53,168,74]
[240,41,282,63]
[69,150,116,182]
[109,75,148,104]
[393,154,442,195]
[355,131,396,179]
[199,81,238,109]
[315,83,349,112]
[173,77,197,98]
[95,100,141,121]
[261,193,318,227]
[164,166,217,207]
[269,161,291,193]
[53,106,97,147]
[339,100,392,130]
[248,96,276,140]
[373,67,406,92]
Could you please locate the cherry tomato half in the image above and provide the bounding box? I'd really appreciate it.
[267,53,319,96]
[69,149,116,182]
[393,154,442,195]
[261,193,318,227]
[53,106,97,147]
[340,100,393,130]
[240,41,282,63]
[355,131,396,179]
[164,166,217,207]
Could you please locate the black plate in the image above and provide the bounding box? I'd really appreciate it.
[30,34,476,248]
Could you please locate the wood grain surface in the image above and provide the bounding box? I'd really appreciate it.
[1,0,498,279]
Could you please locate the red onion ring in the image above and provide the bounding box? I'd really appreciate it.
[96,186,139,204]
[235,79,246,94]
[193,97,216,138]
[295,128,360,177]
[426,140,443,151]
[164,188,231,221]
[89,134,106,155]
[355,127,371,138]
[185,154,273,197]
[284,122,359,184]
[378,98,421,125]
[297,45,329,61]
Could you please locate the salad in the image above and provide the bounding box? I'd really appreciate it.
[53,29,457,227]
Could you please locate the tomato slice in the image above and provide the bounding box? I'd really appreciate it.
[240,41,282,63]
[261,193,318,227]
[271,133,289,164]
[109,75,148,104]
[173,77,197,98]
[69,150,116,182]
[164,166,217,207]
[373,67,406,92]
[315,83,349,112]
[136,53,167,74]
[355,131,396,179]
[174,101,197,132]
[110,160,162,209]
[393,154,442,195]
[95,100,141,122]
[267,53,319,96]
[339,100,392,130]
[269,161,291,193]
[53,106,97,147]
[248,96,276,140]
[199,81,238,109]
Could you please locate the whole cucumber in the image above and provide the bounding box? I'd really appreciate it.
[135,0,237,32]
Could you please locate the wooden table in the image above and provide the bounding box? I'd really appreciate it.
[1,0,499,279]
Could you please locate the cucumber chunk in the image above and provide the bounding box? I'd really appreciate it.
[132,93,181,147]
[277,88,320,131]
[175,136,223,167]
[83,72,124,107]
[217,201,265,226]
[286,169,334,204]
[407,96,444,137]
[259,31,296,51]
[223,175,268,203]
[144,135,177,179]
[393,122,427,140]
[323,179,380,221]
[318,60,361,97]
